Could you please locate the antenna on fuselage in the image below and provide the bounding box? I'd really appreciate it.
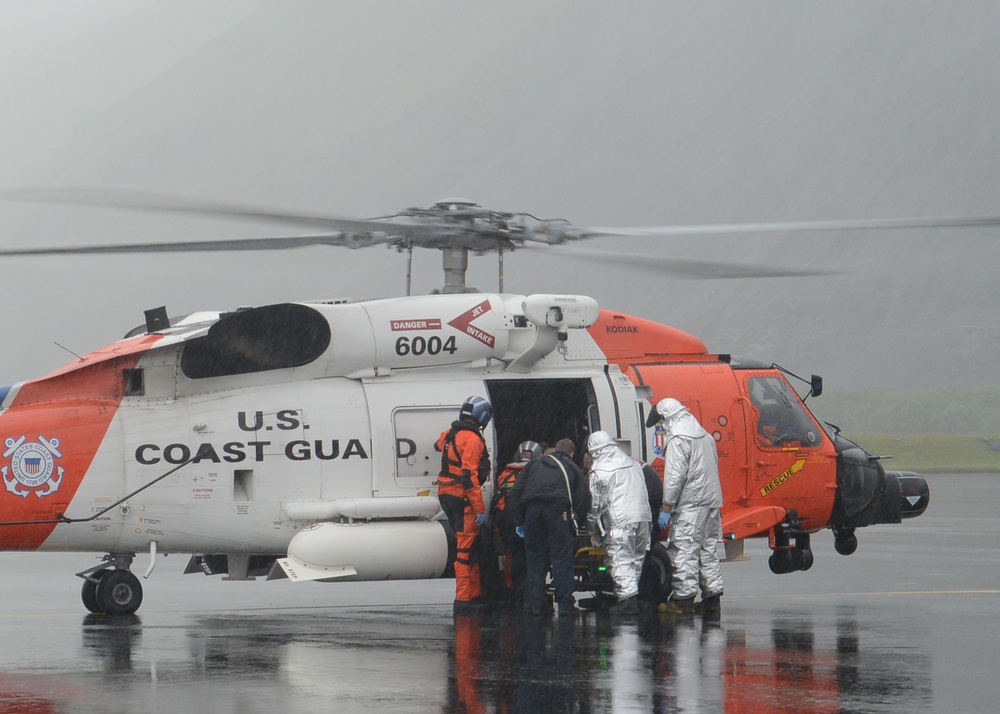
[53,341,84,361]
[144,306,170,334]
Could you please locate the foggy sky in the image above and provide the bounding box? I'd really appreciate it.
[0,1,997,395]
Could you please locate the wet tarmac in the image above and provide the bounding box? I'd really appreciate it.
[2,473,998,713]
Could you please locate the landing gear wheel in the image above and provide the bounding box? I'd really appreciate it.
[95,569,143,615]
[768,551,793,574]
[835,532,858,556]
[792,547,814,571]
[639,542,672,605]
[81,576,101,614]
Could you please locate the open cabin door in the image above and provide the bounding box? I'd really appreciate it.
[485,378,598,470]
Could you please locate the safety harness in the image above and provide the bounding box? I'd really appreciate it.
[438,420,490,489]
[491,461,524,515]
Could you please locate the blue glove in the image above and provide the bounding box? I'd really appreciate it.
[657,511,672,531]
[515,526,525,538]
[475,512,487,527]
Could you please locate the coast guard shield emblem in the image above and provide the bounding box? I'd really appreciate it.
[2,435,65,498]
[651,424,668,460]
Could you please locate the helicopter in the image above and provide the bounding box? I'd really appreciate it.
[0,189,970,615]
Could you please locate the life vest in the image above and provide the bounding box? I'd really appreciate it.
[438,421,490,489]
[492,462,525,513]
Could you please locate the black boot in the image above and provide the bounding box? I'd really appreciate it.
[611,595,640,615]
[558,600,579,617]
[695,592,722,613]
[453,599,478,615]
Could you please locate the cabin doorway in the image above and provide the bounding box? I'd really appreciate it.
[486,378,598,471]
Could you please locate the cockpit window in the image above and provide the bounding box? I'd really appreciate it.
[181,304,331,379]
[748,376,823,449]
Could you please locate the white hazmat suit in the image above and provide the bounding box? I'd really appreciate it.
[656,398,724,603]
[586,431,651,603]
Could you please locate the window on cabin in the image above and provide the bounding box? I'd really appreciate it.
[180,304,331,379]
[747,376,822,449]
[123,368,144,396]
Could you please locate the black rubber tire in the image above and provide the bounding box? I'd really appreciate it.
[769,551,793,574]
[95,569,143,615]
[793,547,814,571]
[835,533,859,556]
[639,541,672,603]
[81,576,101,614]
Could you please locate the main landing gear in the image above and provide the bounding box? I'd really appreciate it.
[77,554,143,616]
[768,510,814,575]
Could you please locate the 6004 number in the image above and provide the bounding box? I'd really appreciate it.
[395,335,457,357]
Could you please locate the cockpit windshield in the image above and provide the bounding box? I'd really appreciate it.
[748,376,823,449]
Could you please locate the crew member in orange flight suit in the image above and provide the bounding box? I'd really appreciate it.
[491,440,542,608]
[436,396,493,615]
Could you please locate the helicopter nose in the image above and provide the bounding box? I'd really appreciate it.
[889,470,930,518]
[829,432,930,529]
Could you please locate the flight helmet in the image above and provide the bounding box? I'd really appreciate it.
[516,440,542,462]
[460,396,493,428]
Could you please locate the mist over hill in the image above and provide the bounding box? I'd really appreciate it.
[0,2,997,420]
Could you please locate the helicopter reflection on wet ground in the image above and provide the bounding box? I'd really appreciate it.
[8,599,935,713]
[444,604,927,713]
[0,602,923,713]
[2,473,998,713]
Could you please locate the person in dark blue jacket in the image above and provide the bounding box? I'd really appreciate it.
[509,438,590,616]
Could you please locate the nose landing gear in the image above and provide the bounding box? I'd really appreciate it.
[834,526,858,556]
[768,510,814,575]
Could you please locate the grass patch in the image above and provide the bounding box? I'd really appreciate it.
[846,434,1000,473]
[813,387,1000,434]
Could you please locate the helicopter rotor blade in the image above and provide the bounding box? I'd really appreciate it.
[0,187,446,237]
[1,188,994,282]
[573,214,1000,239]
[535,245,838,279]
[0,234,397,257]
[6,188,998,241]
